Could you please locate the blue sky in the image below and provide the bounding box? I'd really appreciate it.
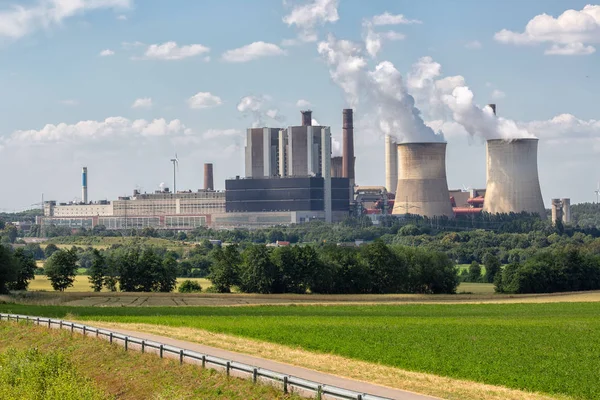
[0,0,599,210]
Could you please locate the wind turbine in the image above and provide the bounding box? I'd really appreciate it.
[595,182,600,204]
[170,154,179,194]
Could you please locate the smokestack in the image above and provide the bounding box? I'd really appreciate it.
[82,167,88,204]
[342,109,355,185]
[204,163,214,191]
[391,143,453,218]
[331,156,343,177]
[301,110,312,126]
[483,139,545,217]
[384,135,398,194]
[487,104,497,115]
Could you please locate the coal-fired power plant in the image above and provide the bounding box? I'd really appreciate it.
[384,135,398,194]
[204,163,214,191]
[82,167,88,204]
[483,138,546,217]
[392,142,453,218]
[342,109,355,191]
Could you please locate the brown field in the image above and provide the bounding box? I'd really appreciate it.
[81,321,569,400]
[26,276,212,293]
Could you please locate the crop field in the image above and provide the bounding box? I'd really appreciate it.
[0,302,598,399]
[0,323,299,400]
[26,276,212,292]
[45,236,192,250]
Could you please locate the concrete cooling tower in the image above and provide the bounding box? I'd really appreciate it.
[483,138,545,217]
[392,142,453,218]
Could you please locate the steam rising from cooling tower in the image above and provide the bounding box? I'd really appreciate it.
[392,143,453,218]
[483,138,545,217]
[317,35,443,143]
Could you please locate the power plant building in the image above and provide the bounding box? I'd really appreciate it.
[245,128,281,178]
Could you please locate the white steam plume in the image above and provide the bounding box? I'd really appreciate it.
[317,34,442,143]
[237,96,285,127]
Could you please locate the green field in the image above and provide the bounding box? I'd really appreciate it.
[1,302,598,399]
[0,323,298,400]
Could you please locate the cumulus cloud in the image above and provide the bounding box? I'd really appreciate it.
[494,5,600,55]
[60,99,79,106]
[99,49,115,56]
[491,89,506,100]
[116,14,127,21]
[283,0,339,42]
[140,41,210,60]
[187,92,223,109]
[2,117,191,145]
[318,35,441,143]
[237,95,285,127]
[369,12,422,26]
[131,97,152,109]
[221,42,285,62]
[296,99,312,108]
[523,114,600,143]
[465,40,482,49]
[0,0,131,40]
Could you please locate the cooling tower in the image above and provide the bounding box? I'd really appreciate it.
[392,142,453,218]
[384,135,397,194]
[483,138,545,217]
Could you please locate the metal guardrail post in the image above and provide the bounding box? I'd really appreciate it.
[83,326,86,336]
[226,361,231,377]
[317,385,322,400]
[179,350,184,365]
[357,394,363,400]
[283,376,288,394]
[37,317,40,325]
[253,368,258,384]
[71,323,74,334]
[141,341,145,353]
[16,315,19,322]
[109,332,113,344]
[159,344,164,358]
[48,319,51,328]
[125,337,128,351]
[96,328,99,338]
[60,320,63,329]
[202,355,206,368]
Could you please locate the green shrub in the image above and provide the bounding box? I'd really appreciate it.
[178,280,202,293]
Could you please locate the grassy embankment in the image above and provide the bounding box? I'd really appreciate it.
[0,323,299,400]
[0,302,598,400]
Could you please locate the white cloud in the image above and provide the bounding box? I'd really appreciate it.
[524,114,600,143]
[202,129,242,140]
[99,49,115,56]
[187,92,223,109]
[545,43,596,55]
[465,40,482,50]
[491,89,506,100]
[494,5,600,55]
[140,41,210,61]
[0,0,131,40]
[222,42,286,63]
[369,12,422,26]
[296,99,312,108]
[60,99,79,106]
[237,95,285,127]
[3,117,190,145]
[363,19,407,58]
[131,97,153,109]
[122,41,144,49]
[283,0,339,42]
[116,14,127,20]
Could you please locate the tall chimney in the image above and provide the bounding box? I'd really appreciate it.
[82,167,88,204]
[301,110,312,126]
[342,109,355,185]
[487,104,497,115]
[204,163,214,191]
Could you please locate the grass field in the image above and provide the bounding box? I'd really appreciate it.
[26,276,212,292]
[46,236,192,251]
[0,323,299,400]
[0,302,598,399]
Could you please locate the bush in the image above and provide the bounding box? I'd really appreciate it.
[178,280,202,293]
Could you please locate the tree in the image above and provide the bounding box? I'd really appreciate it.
[468,261,482,282]
[361,240,407,294]
[7,248,37,291]
[0,245,18,294]
[209,245,241,293]
[239,245,279,294]
[178,279,202,293]
[88,249,106,292]
[44,243,59,259]
[44,249,78,291]
[483,253,501,283]
[4,224,18,243]
[155,254,178,292]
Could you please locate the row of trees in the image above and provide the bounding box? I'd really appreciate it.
[0,246,37,293]
[209,241,459,295]
[495,247,600,294]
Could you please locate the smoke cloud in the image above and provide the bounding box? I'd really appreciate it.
[236,96,285,127]
[317,34,442,143]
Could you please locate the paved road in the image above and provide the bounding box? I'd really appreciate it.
[101,326,439,400]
